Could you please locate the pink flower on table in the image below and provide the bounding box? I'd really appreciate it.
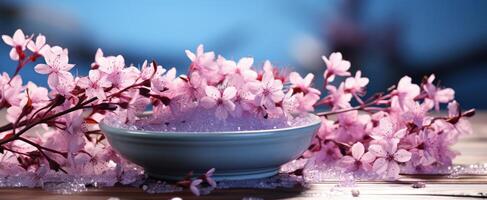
[339,142,376,172]
[369,142,412,180]
[322,52,351,82]
[314,141,343,163]
[370,117,406,144]
[34,46,75,90]
[2,29,29,60]
[220,57,258,81]
[423,74,454,111]
[27,34,49,55]
[316,117,337,140]
[200,86,237,120]
[253,71,284,108]
[335,110,370,143]
[441,101,473,138]
[400,100,429,128]
[77,70,112,100]
[288,72,321,95]
[190,179,203,196]
[396,76,420,107]
[344,70,369,95]
[203,168,217,187]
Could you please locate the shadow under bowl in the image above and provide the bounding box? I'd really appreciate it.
[100,114,321,181]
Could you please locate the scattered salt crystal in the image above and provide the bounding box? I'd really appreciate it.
[242,197,264,200]
[351,188,360,197]
[411,181,426,188]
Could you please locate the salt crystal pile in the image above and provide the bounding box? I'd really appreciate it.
[105,108,318,133]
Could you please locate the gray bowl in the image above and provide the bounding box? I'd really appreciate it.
[100,114,321,181]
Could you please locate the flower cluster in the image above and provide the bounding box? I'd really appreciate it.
[0,29,475,195]
[303,53,474,180]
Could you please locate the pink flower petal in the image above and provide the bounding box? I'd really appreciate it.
[190,179,202,196]
[2,35,13,46]
[13,29,25,44]
[360,152,376,163]
[34,64,52,74]
[372,157,388,175]
[351,142,365,160]
[368,144,387,158]
[205,86,221,100]
[223,100,235,111]
[237,57,253,70]
[386,161,400,179]
[222,87,236,100]
[199,97,217,109]
[215,105,228,120]
[393,149,412,163]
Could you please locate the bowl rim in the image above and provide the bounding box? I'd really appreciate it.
[100,113,321,139]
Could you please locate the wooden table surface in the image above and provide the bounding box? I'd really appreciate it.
[1,112,486,200]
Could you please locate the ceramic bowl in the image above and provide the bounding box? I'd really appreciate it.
[100,114,321,181]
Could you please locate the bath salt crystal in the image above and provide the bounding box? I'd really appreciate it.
[104,108,318,133]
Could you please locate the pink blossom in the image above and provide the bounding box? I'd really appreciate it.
[253,71,284,108]
[322,52,351,82]
[176,72,207,102]
[151,67,177,96]
[0,73,23,107]
[34,46,75,92]
[49,72,75,96]
[95,49,127,88]
[423,74,454,111]
[140,60,166,80]
[190,179,203,196]
[200,86,237,120]
[288,72,321,95]
[344,70,369,95]
[400,100,429,128]
[325,84,352,110]
[314,141,343,163]
[27,34,49,55]
[118,91,150,123]
[221,57,258,81]
[339,142,376,172]
[369,142,412,179]
[204,168,217,187]
[294,92,320,113]
[396,76,420,107]
[316,117,337,140]
[335,110,369,143]
[2,29,29,60]
[370,117,406,144]
[225,77,257,117]
[185,45,218,80]
[77,70,112,100]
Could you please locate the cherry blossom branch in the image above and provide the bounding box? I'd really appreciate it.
[0,97,97,146]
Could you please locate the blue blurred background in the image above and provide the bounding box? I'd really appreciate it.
[0,0,486,108]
